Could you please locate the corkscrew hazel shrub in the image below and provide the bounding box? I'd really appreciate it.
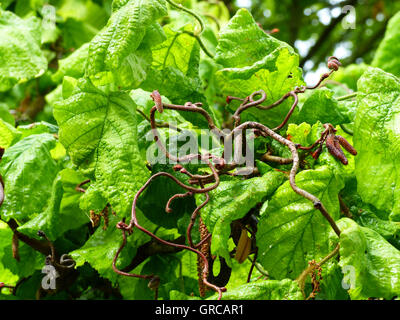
[0,0,400,301]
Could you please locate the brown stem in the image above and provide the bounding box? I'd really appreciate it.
[231,122,341,237]
[5,220,51,256]
[75,179,90,193]
[114,170,226,299]
[339,195,353,219]
[247,248,258,283]
[136,108,181,132]
[187,181,209,248]
[261,153,293,164]
[296,243,340,297]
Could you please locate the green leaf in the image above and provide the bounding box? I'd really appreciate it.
[354,209,400,242]
[337,218,400,300]
[197,171,286,266]
[137,168,197,229]
[217,47,303,128]
[169,290,202,300]
[257,166,344,279]
[354,67,400,221]
[17,170,89,240]
[17,121,58,140]
[130,88,187,125]
[316,261,349,300]
[70,216,134,283]
[215,8,289,68]
[286,122,323,147]
[0,118,21,149]
[372,11,400,77]
[0,133,58,221]
[85,0,167,88]
[53,78,149,216]
[70,211,168,283]
[0,103,14,125]
[140,25,217,127]
[0,9,47,91]
[0,222,43,280]
[294,88,350,125]
[214,9,303,128]
[0,221,19,285]
[209,279,303,300]
[332,63,369,92]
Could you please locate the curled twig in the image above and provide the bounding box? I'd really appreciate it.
[112,58,350,300]
[75,179,90,193]
[113,170,226,299]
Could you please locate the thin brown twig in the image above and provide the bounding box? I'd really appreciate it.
[75,179,90,193]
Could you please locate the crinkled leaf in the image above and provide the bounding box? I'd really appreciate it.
[17,121,58,140]
[140,25,217,127]
[71,211,173,283]
[53,78,149,216]
[354,67,400,220]
[0,119,20,149]
[214,9,303,128]
[17,170,89,240]
[294,88,350,125]
[315,260,349,300]
[0,9,47,91]
[354,209,400,242]
[0,133,58,221]
[257,166,344,279]
[0,222,43,279]
[286,122,323,147]
[337,218,400,300]
[332,63,369,92]
[0,221,19,285]
[70,215,138,283]
[197,171,286,266]
[85,0,167,88]
[372,11,400,77]
[215,8,290,68]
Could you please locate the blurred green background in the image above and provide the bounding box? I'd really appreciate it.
[223,0,400,82]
